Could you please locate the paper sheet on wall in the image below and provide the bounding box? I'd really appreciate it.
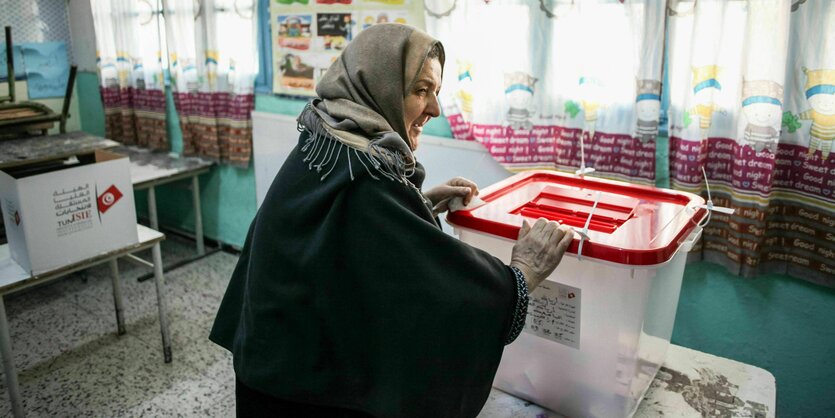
[20,42,70,99]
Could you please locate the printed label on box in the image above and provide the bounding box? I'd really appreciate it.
[53,183,94,237]
[524,281,581,349]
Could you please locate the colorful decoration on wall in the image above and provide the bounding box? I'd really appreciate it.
[277,14,313,50]
[271,0,421,96]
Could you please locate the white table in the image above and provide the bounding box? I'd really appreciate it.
[116,146,213,256]
[479,344,776,417]
[0,225,172,418]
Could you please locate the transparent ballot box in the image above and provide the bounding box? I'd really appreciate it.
[447,171,707,418]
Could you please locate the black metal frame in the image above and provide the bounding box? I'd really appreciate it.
[0,26,77,136]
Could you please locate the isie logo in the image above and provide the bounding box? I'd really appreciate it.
[2,198,21,226]
[97,185,123,214]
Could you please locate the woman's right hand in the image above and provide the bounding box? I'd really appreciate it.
[510,218,574,291]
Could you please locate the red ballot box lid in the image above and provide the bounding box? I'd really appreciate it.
[446,170,708,266]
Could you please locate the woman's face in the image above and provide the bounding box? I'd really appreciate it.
[403,57,442,151]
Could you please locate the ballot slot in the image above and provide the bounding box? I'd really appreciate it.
[511,185,638,233]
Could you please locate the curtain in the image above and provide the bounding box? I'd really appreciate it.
[667,0,834,285]
[425,0,665,185]
[91,0,168,149]
[163,0,257,168]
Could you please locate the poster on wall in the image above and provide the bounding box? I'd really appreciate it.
[276,52,338,95]
[271,0,423,96]
[316,13,354,50]
[277,14,313,50]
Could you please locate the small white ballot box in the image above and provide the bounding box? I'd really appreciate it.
[447,170,707,418]
[0,150,138,275]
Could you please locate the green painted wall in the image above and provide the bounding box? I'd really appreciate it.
[75,79,833,416]
[76,72,105,136]
[133,88,260,248]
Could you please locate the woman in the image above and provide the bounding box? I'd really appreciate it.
[210,24,573,417]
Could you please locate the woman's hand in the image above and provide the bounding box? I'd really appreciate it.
[424,177,479,215]
[510,218,574,291]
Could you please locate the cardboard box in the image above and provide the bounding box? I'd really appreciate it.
[0,149,138,275]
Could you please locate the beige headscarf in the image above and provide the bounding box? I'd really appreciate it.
[297,24,445,183]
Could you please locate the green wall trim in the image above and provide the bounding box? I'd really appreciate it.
[255,94,308,115]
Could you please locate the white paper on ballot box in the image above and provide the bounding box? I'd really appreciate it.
[525,280,581,349]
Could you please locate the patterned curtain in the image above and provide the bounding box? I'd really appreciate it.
[667,0,834,285]
[91,0,168,149]
[162,0,257,168]
[425,0,665,185]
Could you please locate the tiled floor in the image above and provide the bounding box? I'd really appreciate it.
[0,236,238,417]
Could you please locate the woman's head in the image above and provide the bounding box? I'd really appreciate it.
[403,43,442,150]
[314,24,444,151]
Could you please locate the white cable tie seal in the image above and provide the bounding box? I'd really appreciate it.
[574,190,602,261]
[575,129,595,176]
[575,166,596,176]
[697,200,735,215]
[693,167,734,228]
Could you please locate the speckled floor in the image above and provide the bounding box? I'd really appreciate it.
[0,236,238,417]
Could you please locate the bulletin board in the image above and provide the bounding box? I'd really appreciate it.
[271,0,425,96]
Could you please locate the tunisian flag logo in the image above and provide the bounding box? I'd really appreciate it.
[97,185,123,214]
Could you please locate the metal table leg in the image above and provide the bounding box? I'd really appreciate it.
[0,295,24,417]
[147,186,158,231]
[151,242,172,363]
[109,258,126,335]
[191,176,205,256]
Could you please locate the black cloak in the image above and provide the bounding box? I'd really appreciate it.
[209,130,518,417]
